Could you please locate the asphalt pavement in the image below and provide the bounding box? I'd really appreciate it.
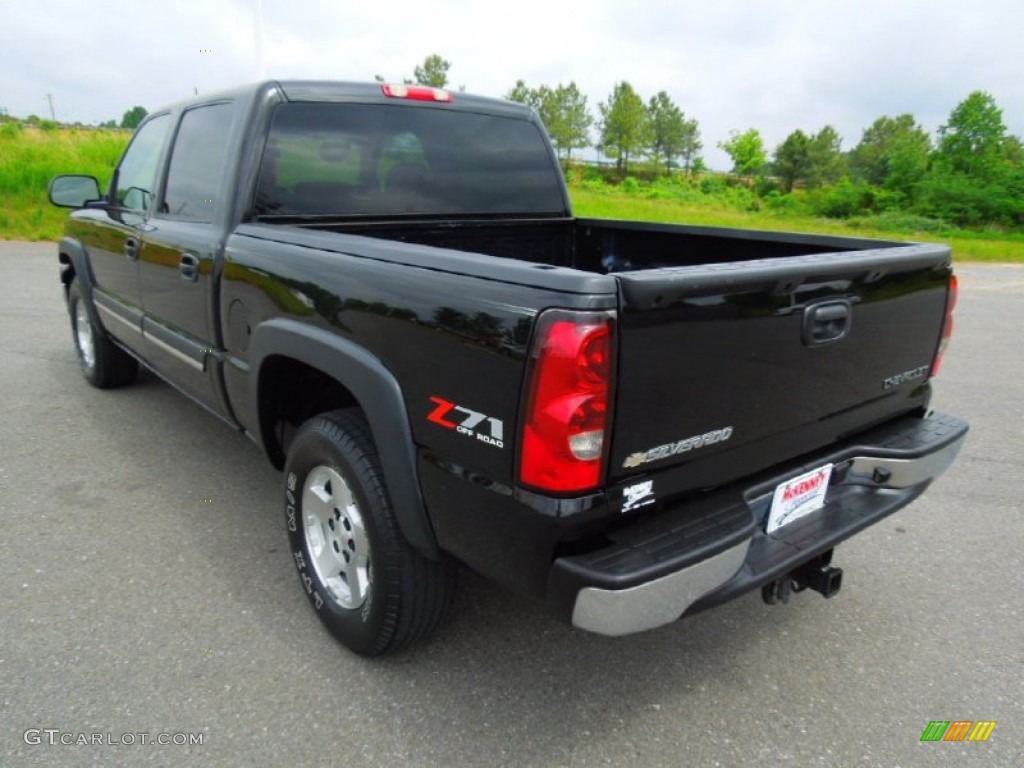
[1,241,1021,767]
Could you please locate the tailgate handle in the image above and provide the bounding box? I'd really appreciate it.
[803,300,852,346]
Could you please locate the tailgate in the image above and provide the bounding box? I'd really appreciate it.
[608,245,953,487]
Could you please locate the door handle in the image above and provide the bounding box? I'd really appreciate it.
[179,253,200,283]
[124,237,140,261]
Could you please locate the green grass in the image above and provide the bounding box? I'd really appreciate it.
[0,124,129,241]
[568,185,1024,264]
[3,123,1022,263]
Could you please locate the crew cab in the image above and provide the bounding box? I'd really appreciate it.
[49,81,967,656]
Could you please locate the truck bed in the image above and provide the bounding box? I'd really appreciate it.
[274,215,899,273]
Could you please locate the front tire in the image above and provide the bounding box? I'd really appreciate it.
[67,280,137,388]
[284,409,455,656]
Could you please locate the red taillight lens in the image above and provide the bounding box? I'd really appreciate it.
[520,312,614,493]
[381,84,453,102]
[932,273,959,377]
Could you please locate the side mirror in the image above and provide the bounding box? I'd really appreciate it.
[49,175,103,208]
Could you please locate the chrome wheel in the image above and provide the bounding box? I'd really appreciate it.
[302,465,371,610]
[75,300,96,371]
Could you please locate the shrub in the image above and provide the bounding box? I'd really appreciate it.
[807,177,876,219]
[0,121,23,139]
[852,211,951,234]
[579,176,611,194]
[763,190,803,214]
[621,176,640,195]
[700,174,728,196]
[914,171,1023,228]
[754,175,780,197]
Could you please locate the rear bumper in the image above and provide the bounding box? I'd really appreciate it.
[548,411,968,636]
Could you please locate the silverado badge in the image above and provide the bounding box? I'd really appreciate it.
[623,427,734,469]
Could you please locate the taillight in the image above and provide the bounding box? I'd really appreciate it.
[381,84,453,102]
[519,311,615,493]
[932,273,959,377]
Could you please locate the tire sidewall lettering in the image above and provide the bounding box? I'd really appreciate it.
[360,563,373,623]
[285,431,385,646]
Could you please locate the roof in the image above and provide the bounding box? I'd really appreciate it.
[159,80,534,120]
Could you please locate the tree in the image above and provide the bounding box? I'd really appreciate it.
[772,126,845,191]
[937,91,1009,180]
[646,91,687,173]
[120,106,147,129]
[849,114,931,198]
[505,79,539,109]
[773,130,811,192]
[599,82,648,175]
[678,116,702,174]
[916,92,1023,227]
[409,54,450,88]
[534,85,559,129]
[719,128,766,176]
[506,81,557,125]
[506,80,593,163]
[1004,135,1024,168]
[549,82,592,162]
[531,85,564,151]
[806,126,846,188]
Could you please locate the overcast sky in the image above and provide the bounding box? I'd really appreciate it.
[4,0,1022,170]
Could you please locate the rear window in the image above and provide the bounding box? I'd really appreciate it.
[254,103,565,217]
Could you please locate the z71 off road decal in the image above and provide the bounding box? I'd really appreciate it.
[427,396,505,448]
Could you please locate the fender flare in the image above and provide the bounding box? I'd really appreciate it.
[249,319,440,559]
[58,236,94,297]
[57,236,108,335]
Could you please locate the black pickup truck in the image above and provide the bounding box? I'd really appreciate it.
[50,81,967,656]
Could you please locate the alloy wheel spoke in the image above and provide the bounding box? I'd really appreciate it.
[301,466,370,610]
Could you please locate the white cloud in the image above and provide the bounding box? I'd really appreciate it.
[3,0,1021,168]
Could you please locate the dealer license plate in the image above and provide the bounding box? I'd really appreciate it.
[765,464,833,534]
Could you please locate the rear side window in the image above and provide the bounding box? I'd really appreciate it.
[254,103,566,217]
[114,114,171,212]
[162,103,235,222]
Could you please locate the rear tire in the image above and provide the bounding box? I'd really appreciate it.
[67,280,137,389]
[284,409,455,656]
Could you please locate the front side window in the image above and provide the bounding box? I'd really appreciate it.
[114,114,170,213]
[162,103,235,222]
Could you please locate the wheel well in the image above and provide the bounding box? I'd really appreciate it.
[59,253,75,296]
[258,356,359,469]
